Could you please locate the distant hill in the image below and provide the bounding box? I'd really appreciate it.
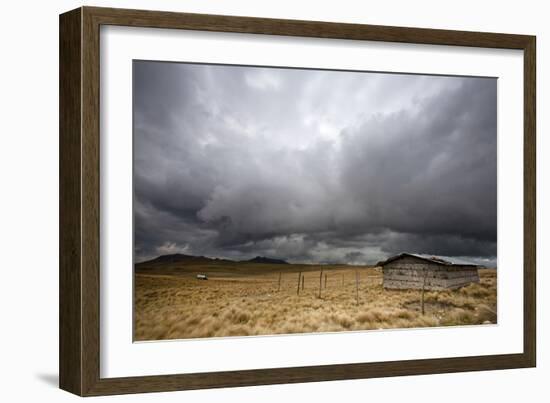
[246,256,289,265]
[144,253,195,264]
[138,253,289,266]
[138,253,230,266]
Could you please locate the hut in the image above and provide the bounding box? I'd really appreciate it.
[377,253,480,290]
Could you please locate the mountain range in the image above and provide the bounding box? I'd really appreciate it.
[138,253,289,266]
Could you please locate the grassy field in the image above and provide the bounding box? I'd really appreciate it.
[134,260,497,341]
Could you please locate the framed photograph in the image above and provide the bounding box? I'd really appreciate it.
[59,6,536,396]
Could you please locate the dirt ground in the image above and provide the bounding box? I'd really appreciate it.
[134,265,497,341]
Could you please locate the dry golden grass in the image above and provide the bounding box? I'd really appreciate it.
[134,266,497,341]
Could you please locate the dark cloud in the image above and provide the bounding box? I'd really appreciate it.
[133,61,497,265]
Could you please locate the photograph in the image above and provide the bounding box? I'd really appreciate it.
[132,60,498,341]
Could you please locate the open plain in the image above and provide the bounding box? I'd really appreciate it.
[134,257,497,341]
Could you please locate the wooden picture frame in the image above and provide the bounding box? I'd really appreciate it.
[59,6,536,396]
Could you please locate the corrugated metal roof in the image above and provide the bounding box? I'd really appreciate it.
[376,252,479,267]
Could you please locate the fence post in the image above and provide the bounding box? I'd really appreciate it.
[319,270,323,298]
[355,270,359,305]
[277,272,282,292]
[302,274,305,290]
[297,272,301,296]
[421,268,427,315]
[324,273,327,289]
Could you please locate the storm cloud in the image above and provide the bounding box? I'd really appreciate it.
[133,61,497,266]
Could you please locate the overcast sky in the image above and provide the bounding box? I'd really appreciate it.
[133,61,497,266]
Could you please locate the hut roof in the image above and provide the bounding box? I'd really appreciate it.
[376,252,479,267]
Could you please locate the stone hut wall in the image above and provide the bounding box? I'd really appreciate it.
[382,256,480,290]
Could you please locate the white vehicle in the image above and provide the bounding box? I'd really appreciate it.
[196,274,208,280]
